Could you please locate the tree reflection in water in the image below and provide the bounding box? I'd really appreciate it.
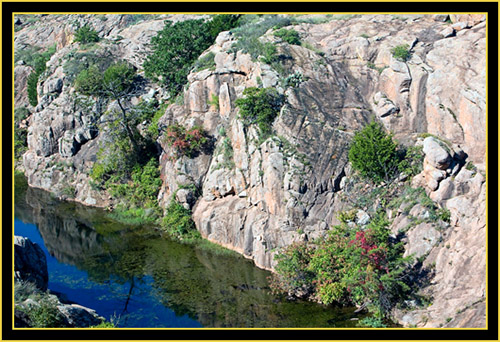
[14,174,364,328]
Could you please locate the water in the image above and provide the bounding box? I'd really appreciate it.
[14,175,365,328]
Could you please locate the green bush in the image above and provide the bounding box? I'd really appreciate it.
[391,44,410,62]
[208,94,219,110]
[75,61,135,98]
[90,321,116,328]
[163,124,209,159]
[437,207,451,223]
[27,72,39,106]
[14,125,28,160]
[14,106,30,122]
[274,28,301,45]
[235,87,283,139]
[272,212,413,318]
[14,280,40,303]
[348,121,400,184]
[24,44,56,107]
[397,145,424,177]
[74,25,100,44]
[230,15,292,67]
[358,316,388,328]
[162,200,200,239]
[144,15,240,97]
[281,70,304,88]
[193,52,216,72]
[214,137,235,170]
[271,242,315,296]
[24,296,63,328]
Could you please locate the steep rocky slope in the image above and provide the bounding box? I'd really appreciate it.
[14,14,487,328]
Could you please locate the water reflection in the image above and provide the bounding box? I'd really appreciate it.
[14,175,364,328]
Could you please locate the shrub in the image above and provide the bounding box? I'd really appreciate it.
[235,87,284,139]
[207,14,242,38]
[162,200,200,239]
[74,64,103,96]
[74,25,100,44]
[192,52,216,72]
[25,44,56,107]
[14,280,40,303]
[272,212,413,318]
[437,207,451,223]
[397,145,424,177]
[348,121,400,184]
[214,137,235,170]
[63,50,115,84]
[145,102,168,140]
[281,70,304,88]
[163,124,209,159]
[230,15,291,66]
[274,28,301,45]
[24,296,63,328]
[14,106,30,123]
[14,125,28,160]
[27,72,39,106]
[270,242,315,296]
[90,321,116,328]
[358,316,388,328]
[208,94,219,110]
[391,44,410,62]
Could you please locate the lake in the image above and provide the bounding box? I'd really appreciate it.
[14,174,365,328]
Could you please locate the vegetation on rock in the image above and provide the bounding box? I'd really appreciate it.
[391,44,411,62]
[271,211,413,319]
[73,25,100,44]
[235,87,284,140]
[163,124,209,160]
[23,44,57,106]
[162,200,200,240]
[143,15,241,97]
[348,121,422,184]
[274,28,301,45]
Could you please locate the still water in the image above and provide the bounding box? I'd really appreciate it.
[14,175,365,328]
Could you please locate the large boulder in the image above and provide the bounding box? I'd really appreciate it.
[422,137,452,170]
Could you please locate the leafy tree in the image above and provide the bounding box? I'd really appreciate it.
[74,61,140,153]
[143,15,241,97]
[74,25,100,44]
[143,19,212,96]
[348,121,400,184]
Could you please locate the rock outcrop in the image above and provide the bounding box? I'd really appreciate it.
[15,14,487,327]
[14,236,48,291]
[14,235,105,328]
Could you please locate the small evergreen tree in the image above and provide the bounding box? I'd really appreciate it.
[74,25,100,44]
[348,121,399,184]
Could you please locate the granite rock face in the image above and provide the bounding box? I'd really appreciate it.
[15,14,487,327]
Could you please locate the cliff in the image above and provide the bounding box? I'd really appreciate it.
[14,14,487,328]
